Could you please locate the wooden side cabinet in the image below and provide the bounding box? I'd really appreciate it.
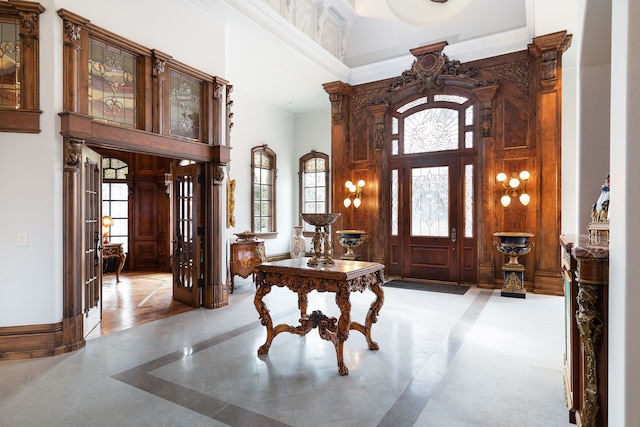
[560,234,609,427]
[229,240,266,294]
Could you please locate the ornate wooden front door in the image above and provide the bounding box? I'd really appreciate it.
[172,163,202,307]
[387,94,478,283]
[82,146,103,336]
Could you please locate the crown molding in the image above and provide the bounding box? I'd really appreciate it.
[223,0,351,80]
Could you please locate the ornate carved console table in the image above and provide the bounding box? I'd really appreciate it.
[560,235,609,427]
[103,243,126,282]
[254,258,385,376]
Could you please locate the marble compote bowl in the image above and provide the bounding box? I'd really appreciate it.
[300,213,341,266]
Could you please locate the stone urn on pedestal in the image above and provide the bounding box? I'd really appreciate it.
[493,232,534,298]
[336,230,366,260]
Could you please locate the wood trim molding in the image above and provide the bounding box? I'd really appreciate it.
[0,320,85,361]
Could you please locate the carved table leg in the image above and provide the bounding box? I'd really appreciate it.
[335,288,351,376]
[115,253,126,282]
[350,282,384,350]
[254,273,274,355]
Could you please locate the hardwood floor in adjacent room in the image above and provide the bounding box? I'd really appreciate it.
[86,271,196,339]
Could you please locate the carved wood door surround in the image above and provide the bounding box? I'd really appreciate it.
[324,32,572,294]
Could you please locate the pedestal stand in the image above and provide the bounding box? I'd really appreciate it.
[494,232,534,298]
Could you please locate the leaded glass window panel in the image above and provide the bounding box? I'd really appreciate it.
[434,94,468,104]
[465,105,473,126]
[392,139,399,155]
[464,164,474,238]
[169,70,201,141]
[411,166,448,237]
[391,169,399,236]
[396,96,428,113]
[465,131,474,149]
[404,108,459,154]
[0,19,19,109]
[392,117,398,135]
[88,39,137,127]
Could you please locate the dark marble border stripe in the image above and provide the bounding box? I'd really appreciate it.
[377,290,493,426]
[112,308,298,427]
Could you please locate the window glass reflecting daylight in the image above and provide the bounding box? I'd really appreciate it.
[300,152,329,233]
[102,157,129,252]
[252,147,276,233]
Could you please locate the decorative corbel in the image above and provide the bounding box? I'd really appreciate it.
[528,31,572,90]
[63,137,83,170]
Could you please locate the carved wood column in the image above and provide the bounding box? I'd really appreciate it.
[17,3,45,111]
[58,10,88,114]
[528,31,572,294]
[473,84,500,286]
[323,81,352,249]
[62,137,85,351]
[150,50,171,135]
[368,103,389,264]
[204,78,232,309]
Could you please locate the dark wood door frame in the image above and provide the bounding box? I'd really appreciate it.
[60,113,230,352]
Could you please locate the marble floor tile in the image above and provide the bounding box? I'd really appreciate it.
[0,282,573,427]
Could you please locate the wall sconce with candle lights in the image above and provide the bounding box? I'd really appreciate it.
[496,170,530,207]
[343,180,365,208]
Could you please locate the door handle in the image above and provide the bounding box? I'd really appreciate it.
[451,227,457,243]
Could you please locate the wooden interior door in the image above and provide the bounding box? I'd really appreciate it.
[389,154,477,283]
[82,146,102,336]
[172,163,202,307]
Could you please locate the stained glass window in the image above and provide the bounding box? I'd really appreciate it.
[411,166,449,237]
[0,19,19,109]
[88,38,137,127]
[169,70,201,141]
[404,108,459,154]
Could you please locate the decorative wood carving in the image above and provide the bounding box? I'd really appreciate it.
[63,137,83,169]
[326,32,571,294]
[576,283,603,427]
[389,41,478,93]
[255,259,385,376]
[489,61,530,94]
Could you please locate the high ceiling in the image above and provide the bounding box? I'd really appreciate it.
[209,0,575,115]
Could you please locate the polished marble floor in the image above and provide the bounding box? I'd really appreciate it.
[0,279,573,426]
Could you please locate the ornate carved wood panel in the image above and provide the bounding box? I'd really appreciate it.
[325,31,572,293]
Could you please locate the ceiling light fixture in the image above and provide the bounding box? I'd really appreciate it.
[386,0,472,25]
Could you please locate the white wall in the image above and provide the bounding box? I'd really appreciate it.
[609,0,640,423]
[0,0,334,323]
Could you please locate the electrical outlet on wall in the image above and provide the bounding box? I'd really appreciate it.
[17,233,28,247]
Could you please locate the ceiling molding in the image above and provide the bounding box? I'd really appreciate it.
[223,0,351,80]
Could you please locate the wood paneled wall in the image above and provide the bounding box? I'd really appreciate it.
[96,149,172,272]
[324,31,572,295]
